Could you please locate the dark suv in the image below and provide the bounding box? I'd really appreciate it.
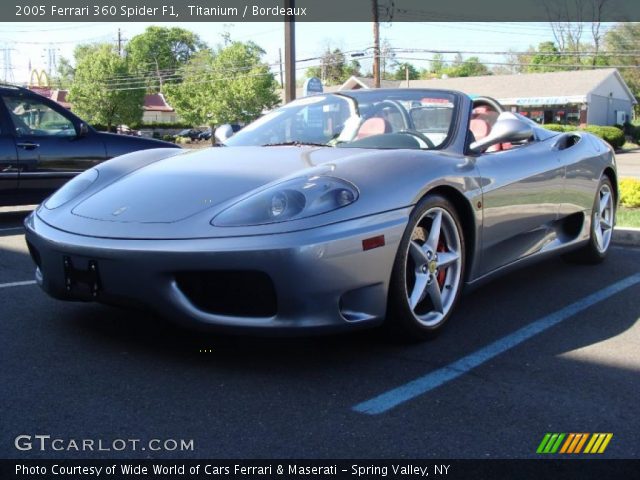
[0,85,179,206]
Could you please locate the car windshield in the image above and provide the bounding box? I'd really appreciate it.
[225,90,458,150]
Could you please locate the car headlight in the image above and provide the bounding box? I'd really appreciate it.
[44,168,99,209]
[212,176,359,226]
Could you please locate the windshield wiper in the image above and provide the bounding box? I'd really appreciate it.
[261,141,329,147]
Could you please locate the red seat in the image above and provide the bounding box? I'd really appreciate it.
[356,117,392,140]
[469,118,490,141]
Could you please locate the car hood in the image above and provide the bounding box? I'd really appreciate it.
[71,146,361,223]
[40,145,472,239]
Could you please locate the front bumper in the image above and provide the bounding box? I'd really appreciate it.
[25,209,409,332]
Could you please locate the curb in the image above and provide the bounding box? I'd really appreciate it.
[613,227,640,247]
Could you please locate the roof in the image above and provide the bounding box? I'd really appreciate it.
[402,69,637,104]
[24,88,176,112]
[50,89,71,109]
[340,76,401,90]
[143,93,174,112]
[26,87,72,109]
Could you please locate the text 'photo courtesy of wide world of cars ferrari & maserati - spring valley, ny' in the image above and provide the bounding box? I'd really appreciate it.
[2,1,640,479]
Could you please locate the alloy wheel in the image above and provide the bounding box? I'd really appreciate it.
[404,207,463,327]
[593,183,614,253]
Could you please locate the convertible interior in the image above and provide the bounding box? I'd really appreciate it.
[340,97,453,150]
[341,95,521,152]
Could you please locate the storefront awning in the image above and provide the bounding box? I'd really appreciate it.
[498,95,587,107]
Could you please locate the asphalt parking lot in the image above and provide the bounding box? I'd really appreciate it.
[1,208,639,460]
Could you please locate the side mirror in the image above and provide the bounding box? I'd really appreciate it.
[77,122,89,138]
[469,113,533,153]
[214,124,234,144]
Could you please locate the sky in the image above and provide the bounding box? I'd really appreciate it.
[0,21,609,85]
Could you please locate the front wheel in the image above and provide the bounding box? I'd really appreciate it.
[564,175,615,264]
[386,195,466,341]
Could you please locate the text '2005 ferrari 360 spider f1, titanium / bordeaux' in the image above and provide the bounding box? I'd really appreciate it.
[25,89,618,340]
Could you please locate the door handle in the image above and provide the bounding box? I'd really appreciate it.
[16,142,40,150]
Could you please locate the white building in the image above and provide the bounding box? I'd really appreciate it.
[338,69,637,126]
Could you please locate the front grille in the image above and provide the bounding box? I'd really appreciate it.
[175,270,277,318]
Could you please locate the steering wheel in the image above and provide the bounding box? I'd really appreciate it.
[471,96,504,114]
[397,130,436,149]
[370,100,412,130]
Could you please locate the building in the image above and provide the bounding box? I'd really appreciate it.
[336,69,636,126]
[142,93,178,124]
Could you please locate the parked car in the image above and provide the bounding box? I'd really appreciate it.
[25,89,618,340]
[198,128,212,141]
[0,84,179,206]
[116,125,140,136]
[199,124,242,142]
[176,128,201,141]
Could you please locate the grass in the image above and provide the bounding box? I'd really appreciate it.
[617,207,640,228]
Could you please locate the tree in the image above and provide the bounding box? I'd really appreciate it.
[543,0,609,67]
[52,56,75,89]
[526,41,564,72]
[445,57,490,77]
[393,62,419,81]
[126,26,205,92]
[430,53,446,75]
[306,48,359,85]
[345,59,362,78]
[164,41,279,131]
[305,66,322,80]
[605,23,640,110]
[379,38,397,80]
[69,44,144,131]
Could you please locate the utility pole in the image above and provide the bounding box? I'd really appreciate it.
[405,64,409,87]
[278,48,284,88]
[42,46,58,78]
[284,0,296,102]
[1,46,15,83]
[117,28,123,56]
[372,0,380,88]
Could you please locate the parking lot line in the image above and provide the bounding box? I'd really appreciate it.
[0,280,36,289]
[352,272,640,415]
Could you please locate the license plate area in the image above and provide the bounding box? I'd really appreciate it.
[63,256,101,297]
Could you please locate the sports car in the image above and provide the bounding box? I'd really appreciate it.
[24,89,618,340]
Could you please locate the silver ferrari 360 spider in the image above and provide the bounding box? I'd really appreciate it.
[25,89,617,340]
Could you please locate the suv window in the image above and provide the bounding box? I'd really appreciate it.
[2,95,76,137]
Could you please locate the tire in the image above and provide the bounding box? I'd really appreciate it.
[386,194,466,341]
[564,175,615,264]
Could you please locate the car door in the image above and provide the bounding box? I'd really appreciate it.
[0,103,19,202]
[1,92,107,202]
[475,135,566,276]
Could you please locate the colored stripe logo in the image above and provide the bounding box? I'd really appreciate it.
[537,433,613,454]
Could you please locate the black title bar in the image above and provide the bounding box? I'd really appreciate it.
[2,459,639,480]
[5,0,640,22]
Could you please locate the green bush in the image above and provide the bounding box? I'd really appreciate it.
[542,123,625,148]
[624,122,640,143]
[543,124,570,132]
[581,125,625,149]
[130,121,195,129]
[162,134,175,142]
[620,178,640,208]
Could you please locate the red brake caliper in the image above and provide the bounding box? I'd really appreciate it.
[436,238,447,288]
